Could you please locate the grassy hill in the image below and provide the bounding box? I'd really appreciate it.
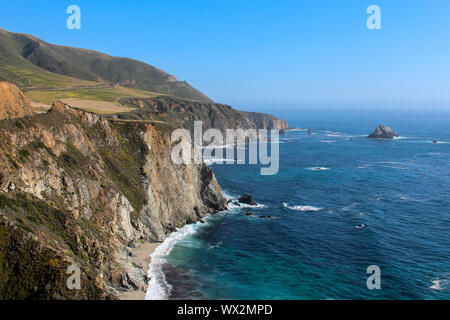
[0,28,212,103]
[0,28,288,128]
[24,86,159,106]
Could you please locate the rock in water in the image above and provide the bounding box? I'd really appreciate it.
[368,124,399,139]
[238,194,257,206]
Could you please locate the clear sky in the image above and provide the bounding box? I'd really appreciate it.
[1,0,449,110]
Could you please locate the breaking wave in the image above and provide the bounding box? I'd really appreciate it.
[146,221,206,300]
[283,203,322,212]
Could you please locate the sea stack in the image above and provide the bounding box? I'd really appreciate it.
[239,194,258,206]
[368,124,399,139]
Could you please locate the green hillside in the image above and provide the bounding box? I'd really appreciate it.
[0,28,213,103]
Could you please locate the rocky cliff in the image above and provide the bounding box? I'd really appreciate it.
[117,96,289,133]
[0,82,35,120]
[0,101,226,299]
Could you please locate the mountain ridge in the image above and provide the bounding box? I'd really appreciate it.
[0,28,213,103]
[0,28,288,132]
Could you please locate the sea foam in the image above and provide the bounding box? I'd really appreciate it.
[307,167,330,171]
[283,203,322,212]
[429,280,444,290]
[320,140,336,143]
[146,221,205,300]
[223,190,267,209]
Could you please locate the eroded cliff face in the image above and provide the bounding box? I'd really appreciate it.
[0,101,226,299]
[118,96,289,133]
[0,82,35,120]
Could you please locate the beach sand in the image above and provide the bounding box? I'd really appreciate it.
[119,242,161,300]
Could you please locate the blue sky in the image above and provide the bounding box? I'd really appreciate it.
[1,0,449,110]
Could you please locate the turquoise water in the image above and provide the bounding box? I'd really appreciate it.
[149,109,450,300]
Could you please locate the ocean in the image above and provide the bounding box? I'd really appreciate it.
[146,108,450,300]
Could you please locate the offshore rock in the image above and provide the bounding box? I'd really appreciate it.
[368,124,399,139]
[239,194,257,206]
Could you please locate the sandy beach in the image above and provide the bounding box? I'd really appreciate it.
[119,242,161,300]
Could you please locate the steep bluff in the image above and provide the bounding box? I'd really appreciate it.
[118,96,289,133]
[0,82,35,120]
[0,101,226,299]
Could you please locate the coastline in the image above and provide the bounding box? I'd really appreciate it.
[119,242,161,300]
[119,196,232,301]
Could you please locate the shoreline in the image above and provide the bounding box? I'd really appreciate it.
[119,204,232,300]
[119,242,161,300]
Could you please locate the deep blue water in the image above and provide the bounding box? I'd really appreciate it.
[149,109,450,300]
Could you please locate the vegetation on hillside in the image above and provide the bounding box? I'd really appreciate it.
[24,86,161,106]
[0,29,212,103]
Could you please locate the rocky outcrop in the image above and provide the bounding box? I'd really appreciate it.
[241,111,288,131]
[368,124,399,139]
[117,96,288,132]
[0,82,35,120]
[0,101,226,299]
[238,194,257,206]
